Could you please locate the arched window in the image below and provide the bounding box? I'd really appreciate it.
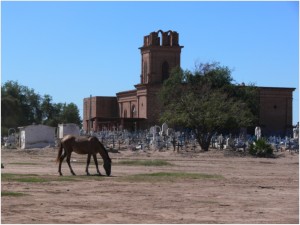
[162,61,169,82]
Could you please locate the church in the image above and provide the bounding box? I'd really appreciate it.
[83,30,295,136]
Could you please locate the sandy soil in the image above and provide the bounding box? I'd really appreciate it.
[1,146,299,224]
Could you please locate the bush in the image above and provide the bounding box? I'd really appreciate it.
[249,138,273,157]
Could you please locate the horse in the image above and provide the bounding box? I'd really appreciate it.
[56,135,111,176]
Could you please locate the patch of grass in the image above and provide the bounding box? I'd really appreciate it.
[1,173,104,183]
[118,159,173,166]
[9,162,39,165]
[2,191,28,197]
[2,173,39,178]
[123,172,224,182]
[2,173,48,183]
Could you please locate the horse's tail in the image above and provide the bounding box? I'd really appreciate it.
[56,141,63,163]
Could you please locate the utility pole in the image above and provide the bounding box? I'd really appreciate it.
[89,95,92,134]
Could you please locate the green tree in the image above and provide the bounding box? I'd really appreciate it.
[159,62,258,151]
[41,94,56,125]
[2,81,26,134]
[1,81,42,127]
[1,95,22,135]
[60,103,81,125]
[2,80,82,134]
[44,103,64,127]
[22,87,42,124]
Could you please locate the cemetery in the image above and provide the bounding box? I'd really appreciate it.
[91,123,299,154]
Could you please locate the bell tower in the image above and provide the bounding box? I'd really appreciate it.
[139,30,184,84]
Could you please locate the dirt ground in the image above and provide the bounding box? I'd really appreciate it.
[1,146,299,224]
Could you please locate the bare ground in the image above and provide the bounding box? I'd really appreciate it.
[1,147,299,224]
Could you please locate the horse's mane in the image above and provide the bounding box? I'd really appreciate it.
[99,139,111,160]
[91,136,111,161]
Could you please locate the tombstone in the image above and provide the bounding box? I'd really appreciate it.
[155,125,161,134]
[225,138,230,149]
[149,126,156,135]
[166,128,174,137]
[255,126,261,140]
[218,134,224,149]
[161,123,168,135]
[150,126,156,142]
[293,123,299,139]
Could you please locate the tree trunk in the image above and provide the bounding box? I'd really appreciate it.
[199,140,210,151]
[196,132,213,151]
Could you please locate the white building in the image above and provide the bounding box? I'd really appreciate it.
[57,123,80,139]
[18,125,56,149]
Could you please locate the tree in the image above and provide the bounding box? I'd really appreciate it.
[22,87,42,124]
[41,94,59,126]
[159,62,258,151]
[1,81,42,127]
[60,103,81,125]
[2,81,27,134]
[1,95,21,135]
[1,80,82,134]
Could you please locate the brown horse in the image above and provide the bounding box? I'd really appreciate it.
[56,135,111,176]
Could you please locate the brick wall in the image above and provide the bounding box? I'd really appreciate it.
[258,87,295,136]
[83,96,118,131]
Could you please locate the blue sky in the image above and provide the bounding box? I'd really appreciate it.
[2,1,299,124]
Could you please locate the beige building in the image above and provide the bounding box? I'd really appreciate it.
[83,30,295,136]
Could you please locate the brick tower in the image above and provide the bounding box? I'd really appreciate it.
[133,30,184,127]
[139,30,183,85]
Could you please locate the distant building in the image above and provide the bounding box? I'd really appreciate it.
[258,87,295,135]
[57,123,80,139]
[83,30,295,136]
[18,124,55,149]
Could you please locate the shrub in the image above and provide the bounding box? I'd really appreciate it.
[249,138,273,157]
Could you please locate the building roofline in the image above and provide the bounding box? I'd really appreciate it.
[83,96,117,100]
[116,89,137,96]
[258,86,296,91]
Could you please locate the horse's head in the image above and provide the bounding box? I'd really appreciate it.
[94,137,112,176]
[103,158,111,176]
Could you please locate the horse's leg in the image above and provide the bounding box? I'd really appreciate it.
[66,151,76,176]
[58,152,67,176]
[92,154,101,175]
[86,154,91,176]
